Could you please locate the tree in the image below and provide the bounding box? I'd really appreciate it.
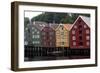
[24,17,29,27]
[31,12,90,24]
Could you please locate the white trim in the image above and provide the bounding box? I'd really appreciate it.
[70,16,90,30]
[79,15,90,27]
[70,16,80,30]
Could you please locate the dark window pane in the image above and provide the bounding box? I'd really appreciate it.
[79,36,82,40]
[79,25,82,28]
[79,42,83,46]
[79,30,82,34]
[79,20,81,23]
[61,26,63,30]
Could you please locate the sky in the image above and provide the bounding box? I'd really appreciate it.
[25,11,43,19]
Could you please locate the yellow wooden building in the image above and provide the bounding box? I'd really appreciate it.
[55,24,72,47]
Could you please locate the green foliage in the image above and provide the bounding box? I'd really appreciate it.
[24,17,29,27]
[31,12,90,24]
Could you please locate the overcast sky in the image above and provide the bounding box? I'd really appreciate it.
[25,11,42,19]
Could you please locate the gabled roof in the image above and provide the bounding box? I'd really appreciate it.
[55,24,63,31]
[32,21,48,30]
[49,23,59,30]
[56,23,72,31]
[63,24,72,31]
[79,15,90,26]
[70,15,90,30]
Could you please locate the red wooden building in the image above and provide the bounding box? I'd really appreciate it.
[41,24,56,47]
[70,16,90,49]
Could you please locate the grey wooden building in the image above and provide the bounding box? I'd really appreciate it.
[31,21,47,47]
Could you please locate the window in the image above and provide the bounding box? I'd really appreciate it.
[33,41,39,44]
[72,36,76,40]
[86,36,89,40]
[28,29,30,33]
[61,27,63,30]
[24,41,28,45]
[61,32,64,35]
[32,41,34,44]
[25,27,28,31]
[79,30,82,34]
[79,36,82,40]
[74,25,77,29]
[73,42,76,46]
[50,42,52,46]
[34,29,37,32]
[79,20,81,23]
[49,32,54,35]
[62,42,64,45]
[42,32,45,35]
[62,35,65,39]
[72,30,75,34]
[50,37,52,40]
[44,42,46,45]
[37,31,39,34]
[86,41,89,46]
[32,35,35,38]
[36,35,40,38]
[79,25,82,28]
[36,41,40,44]
[32,27,34,30]
[49,28,52,31]
[86,29,89,34]
[84,25,87,28]
[43,37,46,40]
[56,31,59,34]
[32,31,34,34]
[79,42,83,46]
[32,35,39,38]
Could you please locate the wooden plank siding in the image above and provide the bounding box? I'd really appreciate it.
[70,16,90,49]
[41,25,56,47]
[55,24,72,47]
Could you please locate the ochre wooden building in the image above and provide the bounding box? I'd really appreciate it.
[55,24,72,47]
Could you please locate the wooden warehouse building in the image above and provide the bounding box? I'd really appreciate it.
[31,21,47,47]
[70,15,90,49]
[41,24,56,47]
[55,24,72,47]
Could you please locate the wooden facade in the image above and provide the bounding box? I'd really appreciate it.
[70,16,90,49]
[55,24,72,47]
[24,20,33,45]
[31,21,47,47]
[25,16,90,49]
[41,25,56,47]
